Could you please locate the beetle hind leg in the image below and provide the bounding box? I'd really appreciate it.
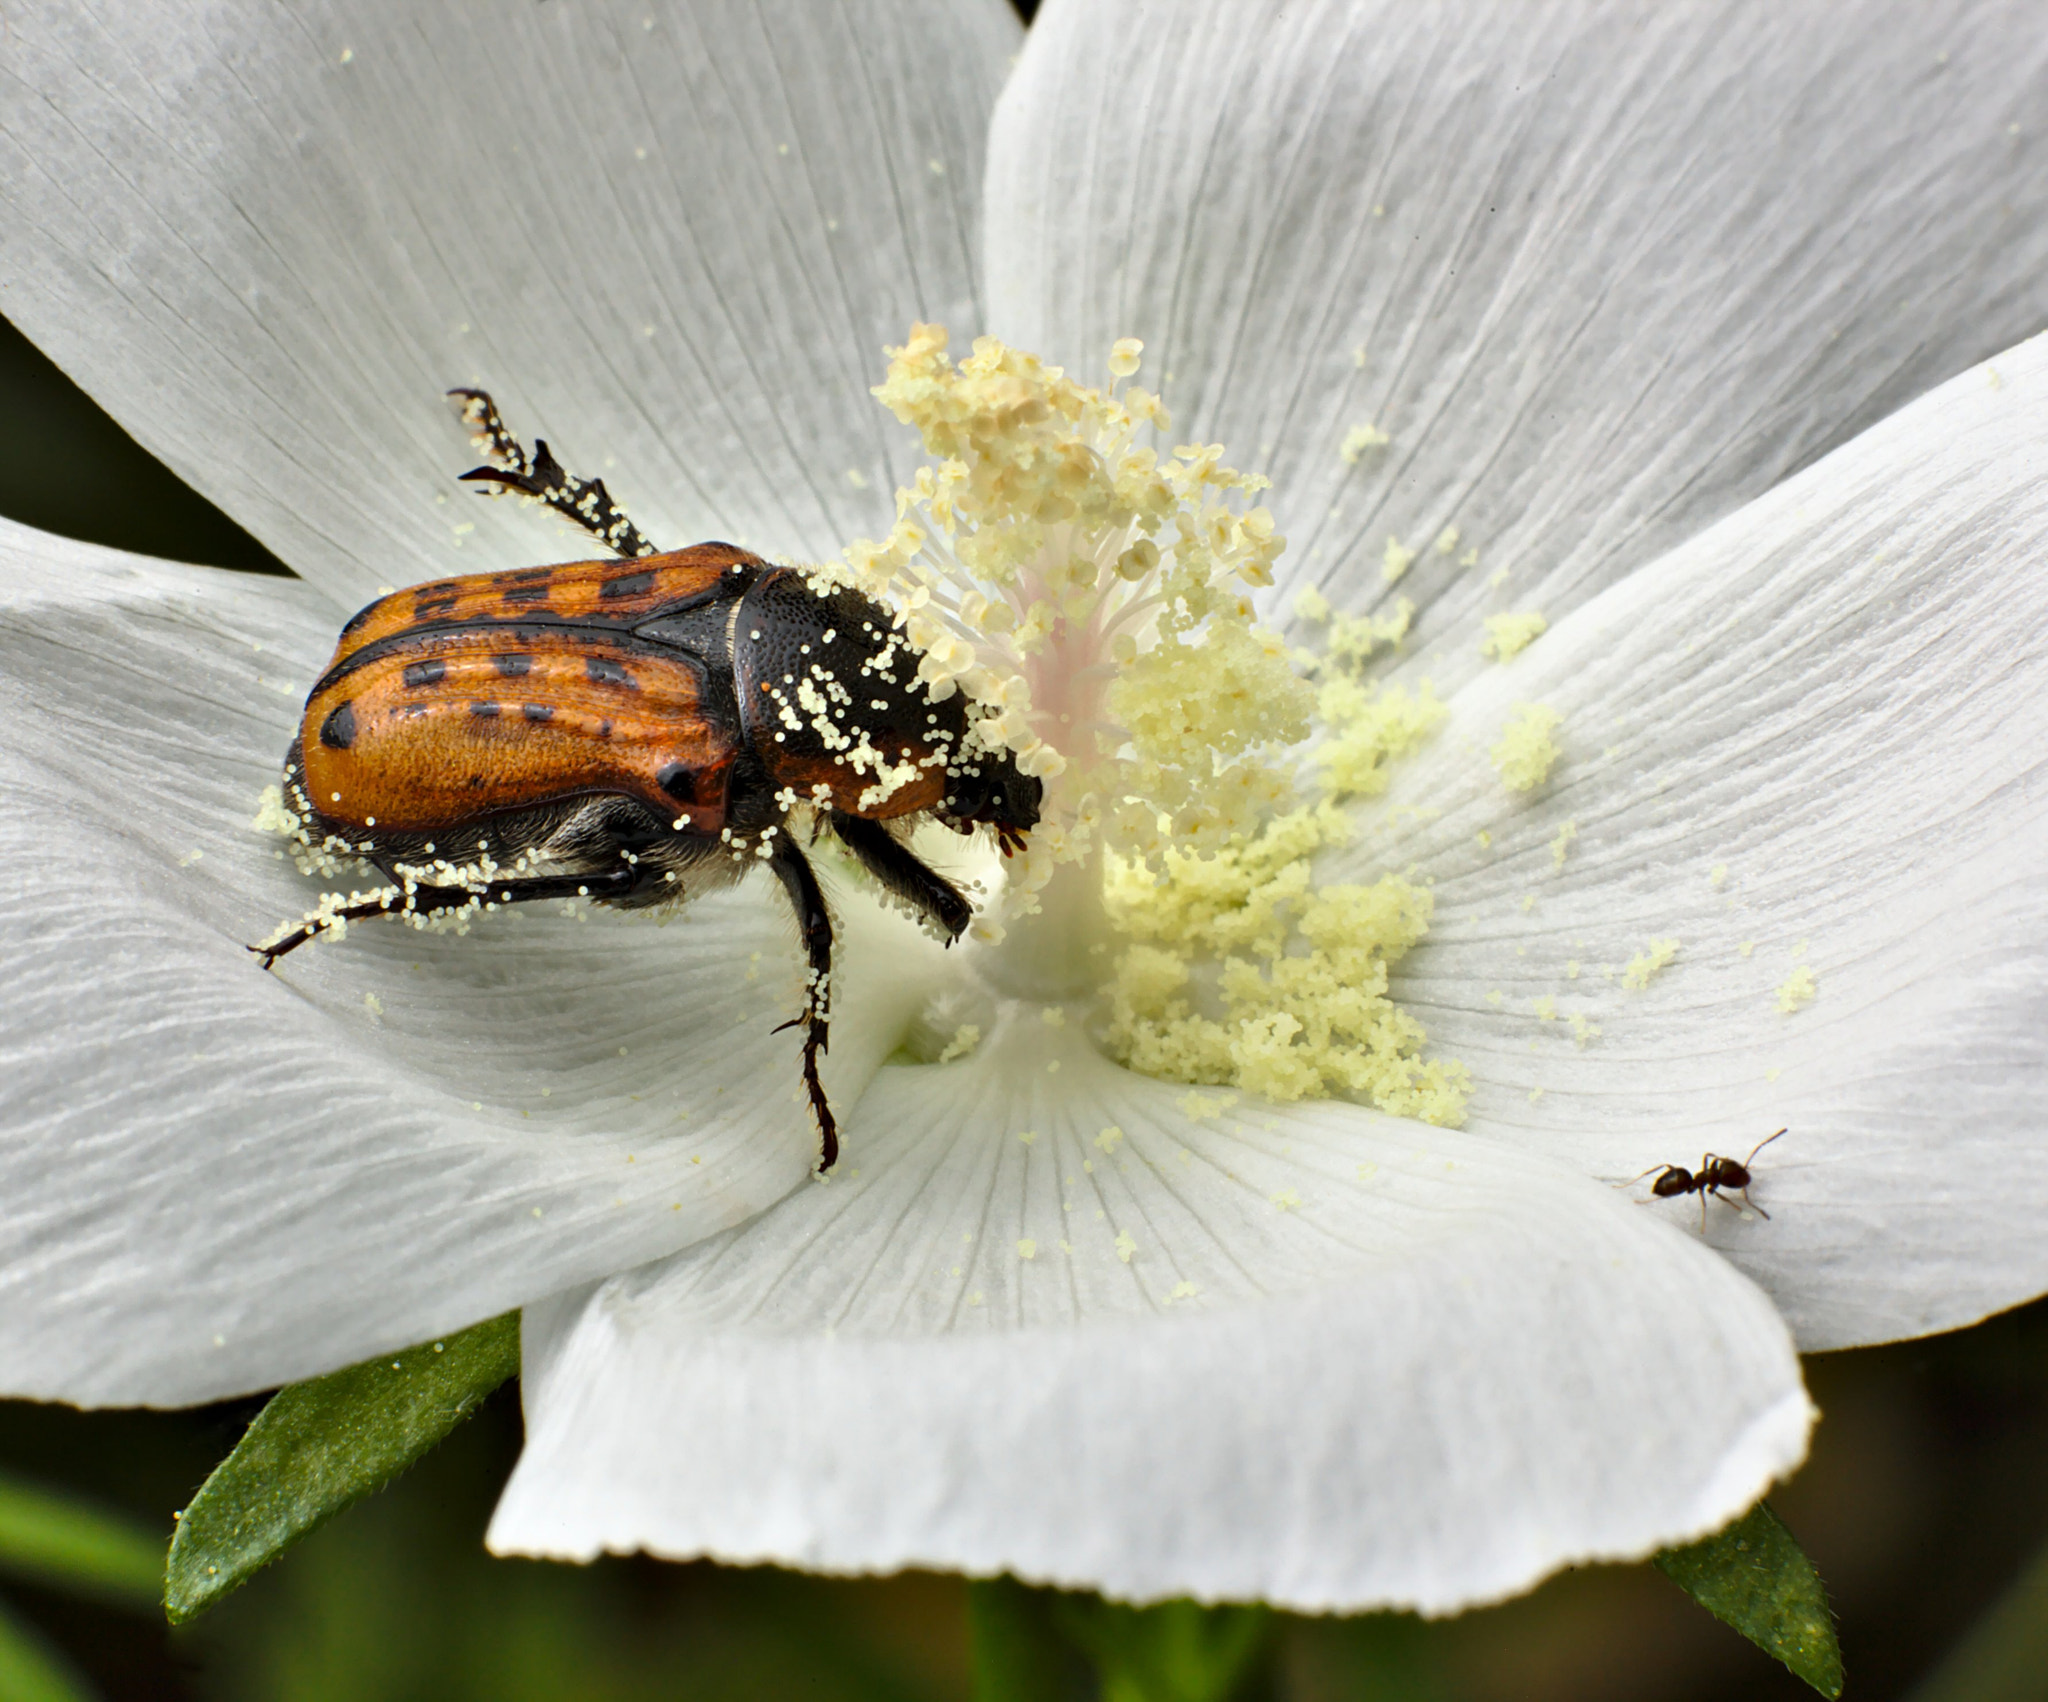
[447,387,657,561]
[252,893,410,968]
[767,836,839,1172]
[252,865,647,966]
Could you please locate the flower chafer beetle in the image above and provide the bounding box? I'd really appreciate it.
[260,391,1043,1171]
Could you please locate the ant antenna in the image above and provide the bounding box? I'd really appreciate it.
[1744,1127,1788,1167]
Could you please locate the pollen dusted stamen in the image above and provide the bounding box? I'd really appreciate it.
[847,326,1467,1122]
[832,325,1304,920]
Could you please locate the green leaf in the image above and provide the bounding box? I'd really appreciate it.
[1053,1595,1271,1702]
[0,1471,163,1610]
[1654,1501,1842,1697]
[0,1596,98,1702]
[164,1312,519,1624]
[969,1576,1078,1702]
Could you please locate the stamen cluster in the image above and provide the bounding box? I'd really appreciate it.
[846,329,1467,1121]
[828,326,1309,914]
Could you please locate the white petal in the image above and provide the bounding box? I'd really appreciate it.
[985,0,2048,676]
[490,1004,1809,1614]
[0,525,944,1405]
[1337,335,2048,1351]
[0,0,1018,606]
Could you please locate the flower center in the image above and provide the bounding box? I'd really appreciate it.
[843,328,1469,1126]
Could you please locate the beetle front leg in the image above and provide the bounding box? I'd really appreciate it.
[828,810,972,942]
[767,835,839,1172]
[447,387,658,560]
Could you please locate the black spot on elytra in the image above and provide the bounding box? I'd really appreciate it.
[493,653,533,677]
[601,570,657,600]
[318,700,357,750]
[414,598,459,621]
[656,761,700,801]
[585,657,633,687]
[522,703,554,723]
[597,719,614,739]
[502,587,551,607]
[496,567,552,585]
[402,659,446,688]
[469,701,502,719]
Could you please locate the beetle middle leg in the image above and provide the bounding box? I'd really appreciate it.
[252,865,646,967]
[767,835,839,1172]
[828,810,972,942]
[447,387,657,561]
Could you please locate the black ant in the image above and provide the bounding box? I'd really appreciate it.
[1621,1129,1786,1230]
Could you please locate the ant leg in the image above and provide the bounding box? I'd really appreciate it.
[447,388,657,560]
[829,810,972,943]
[252,865,644,967]
[767,835,839,1172]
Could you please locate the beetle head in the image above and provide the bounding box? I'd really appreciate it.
[940,761,1042,854]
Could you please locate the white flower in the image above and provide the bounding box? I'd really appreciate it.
[2,0,2045,1616]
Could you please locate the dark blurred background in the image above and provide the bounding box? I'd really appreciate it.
[3,289,2047,1701]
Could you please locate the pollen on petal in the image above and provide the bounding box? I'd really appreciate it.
[1105,809,1468,1127]
[1339,423,1389,463]
[1622,938,1682,990]
[936,1024,981,1063]
[1777,966,1819,1012]
[1315,680,1445,798]
[1490,703,1564,792]
[1480,610,1548,661]
[1380,535,1416,584]
[1293,585,1332,624]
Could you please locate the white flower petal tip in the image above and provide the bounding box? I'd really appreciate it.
[492,1008,1811,1614]
[0,528,945,1407]
[1360,334,2048,1353]
[987,0,2048,662]
[0,0,1019,603]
